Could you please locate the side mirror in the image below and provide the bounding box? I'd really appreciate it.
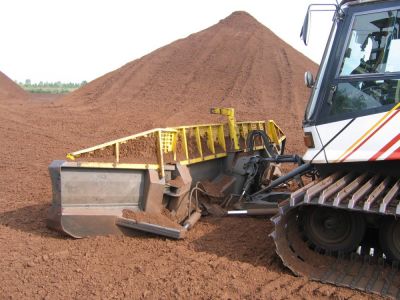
[300,9,310,45]
[300,4,338,46]
[304,71,314,88]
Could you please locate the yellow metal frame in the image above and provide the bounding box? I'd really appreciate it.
[67,108,286,177]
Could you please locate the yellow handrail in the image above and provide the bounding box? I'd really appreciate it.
[66,108,286,177]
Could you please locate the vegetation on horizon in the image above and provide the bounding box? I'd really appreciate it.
[17,79,87,94]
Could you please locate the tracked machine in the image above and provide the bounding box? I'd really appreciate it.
[271,0,400,297]
[48,0,400,297]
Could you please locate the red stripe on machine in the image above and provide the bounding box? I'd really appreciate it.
[369,133,400,161]
[386,146,400,160]
[340,110,400,162]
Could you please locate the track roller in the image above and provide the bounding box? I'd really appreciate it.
[380,218,400,262]
[301,206,366,254]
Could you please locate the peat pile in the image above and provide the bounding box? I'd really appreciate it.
[0,71,27,101]
[61,11,318,154]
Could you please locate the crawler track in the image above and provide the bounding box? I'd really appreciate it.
[271,172,400,298]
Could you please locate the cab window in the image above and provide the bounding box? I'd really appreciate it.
[328,9,400,118]
[340,10,400,75]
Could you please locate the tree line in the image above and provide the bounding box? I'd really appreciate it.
[16,79,88,94]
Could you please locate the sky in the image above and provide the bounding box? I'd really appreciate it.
[0,0,336,83]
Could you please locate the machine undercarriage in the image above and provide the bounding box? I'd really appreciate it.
[272,162,400,298]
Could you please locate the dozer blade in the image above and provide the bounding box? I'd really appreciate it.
[116,208,188,239]
[116,217,186,239]
[48,109,287,238]
[47,160,160,238]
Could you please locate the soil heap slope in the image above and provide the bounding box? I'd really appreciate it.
[61,11,318,154]
[0,71,27,100]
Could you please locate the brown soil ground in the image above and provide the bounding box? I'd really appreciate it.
[0,12,379,299]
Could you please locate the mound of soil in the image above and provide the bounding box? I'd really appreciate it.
[60,11,318,154]
[0,11,374,299]
[0,71,28,101]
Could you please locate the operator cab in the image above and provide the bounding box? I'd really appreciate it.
[305,1,400,125]
[301,0,400,164]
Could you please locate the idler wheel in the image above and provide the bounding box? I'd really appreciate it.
[380,218,400,262]
[301,206,366,253]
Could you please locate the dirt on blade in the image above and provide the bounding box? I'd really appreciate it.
[122,209,182,230]
[0,11,377,299]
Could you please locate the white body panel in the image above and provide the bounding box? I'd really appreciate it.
[303,107,400,163]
